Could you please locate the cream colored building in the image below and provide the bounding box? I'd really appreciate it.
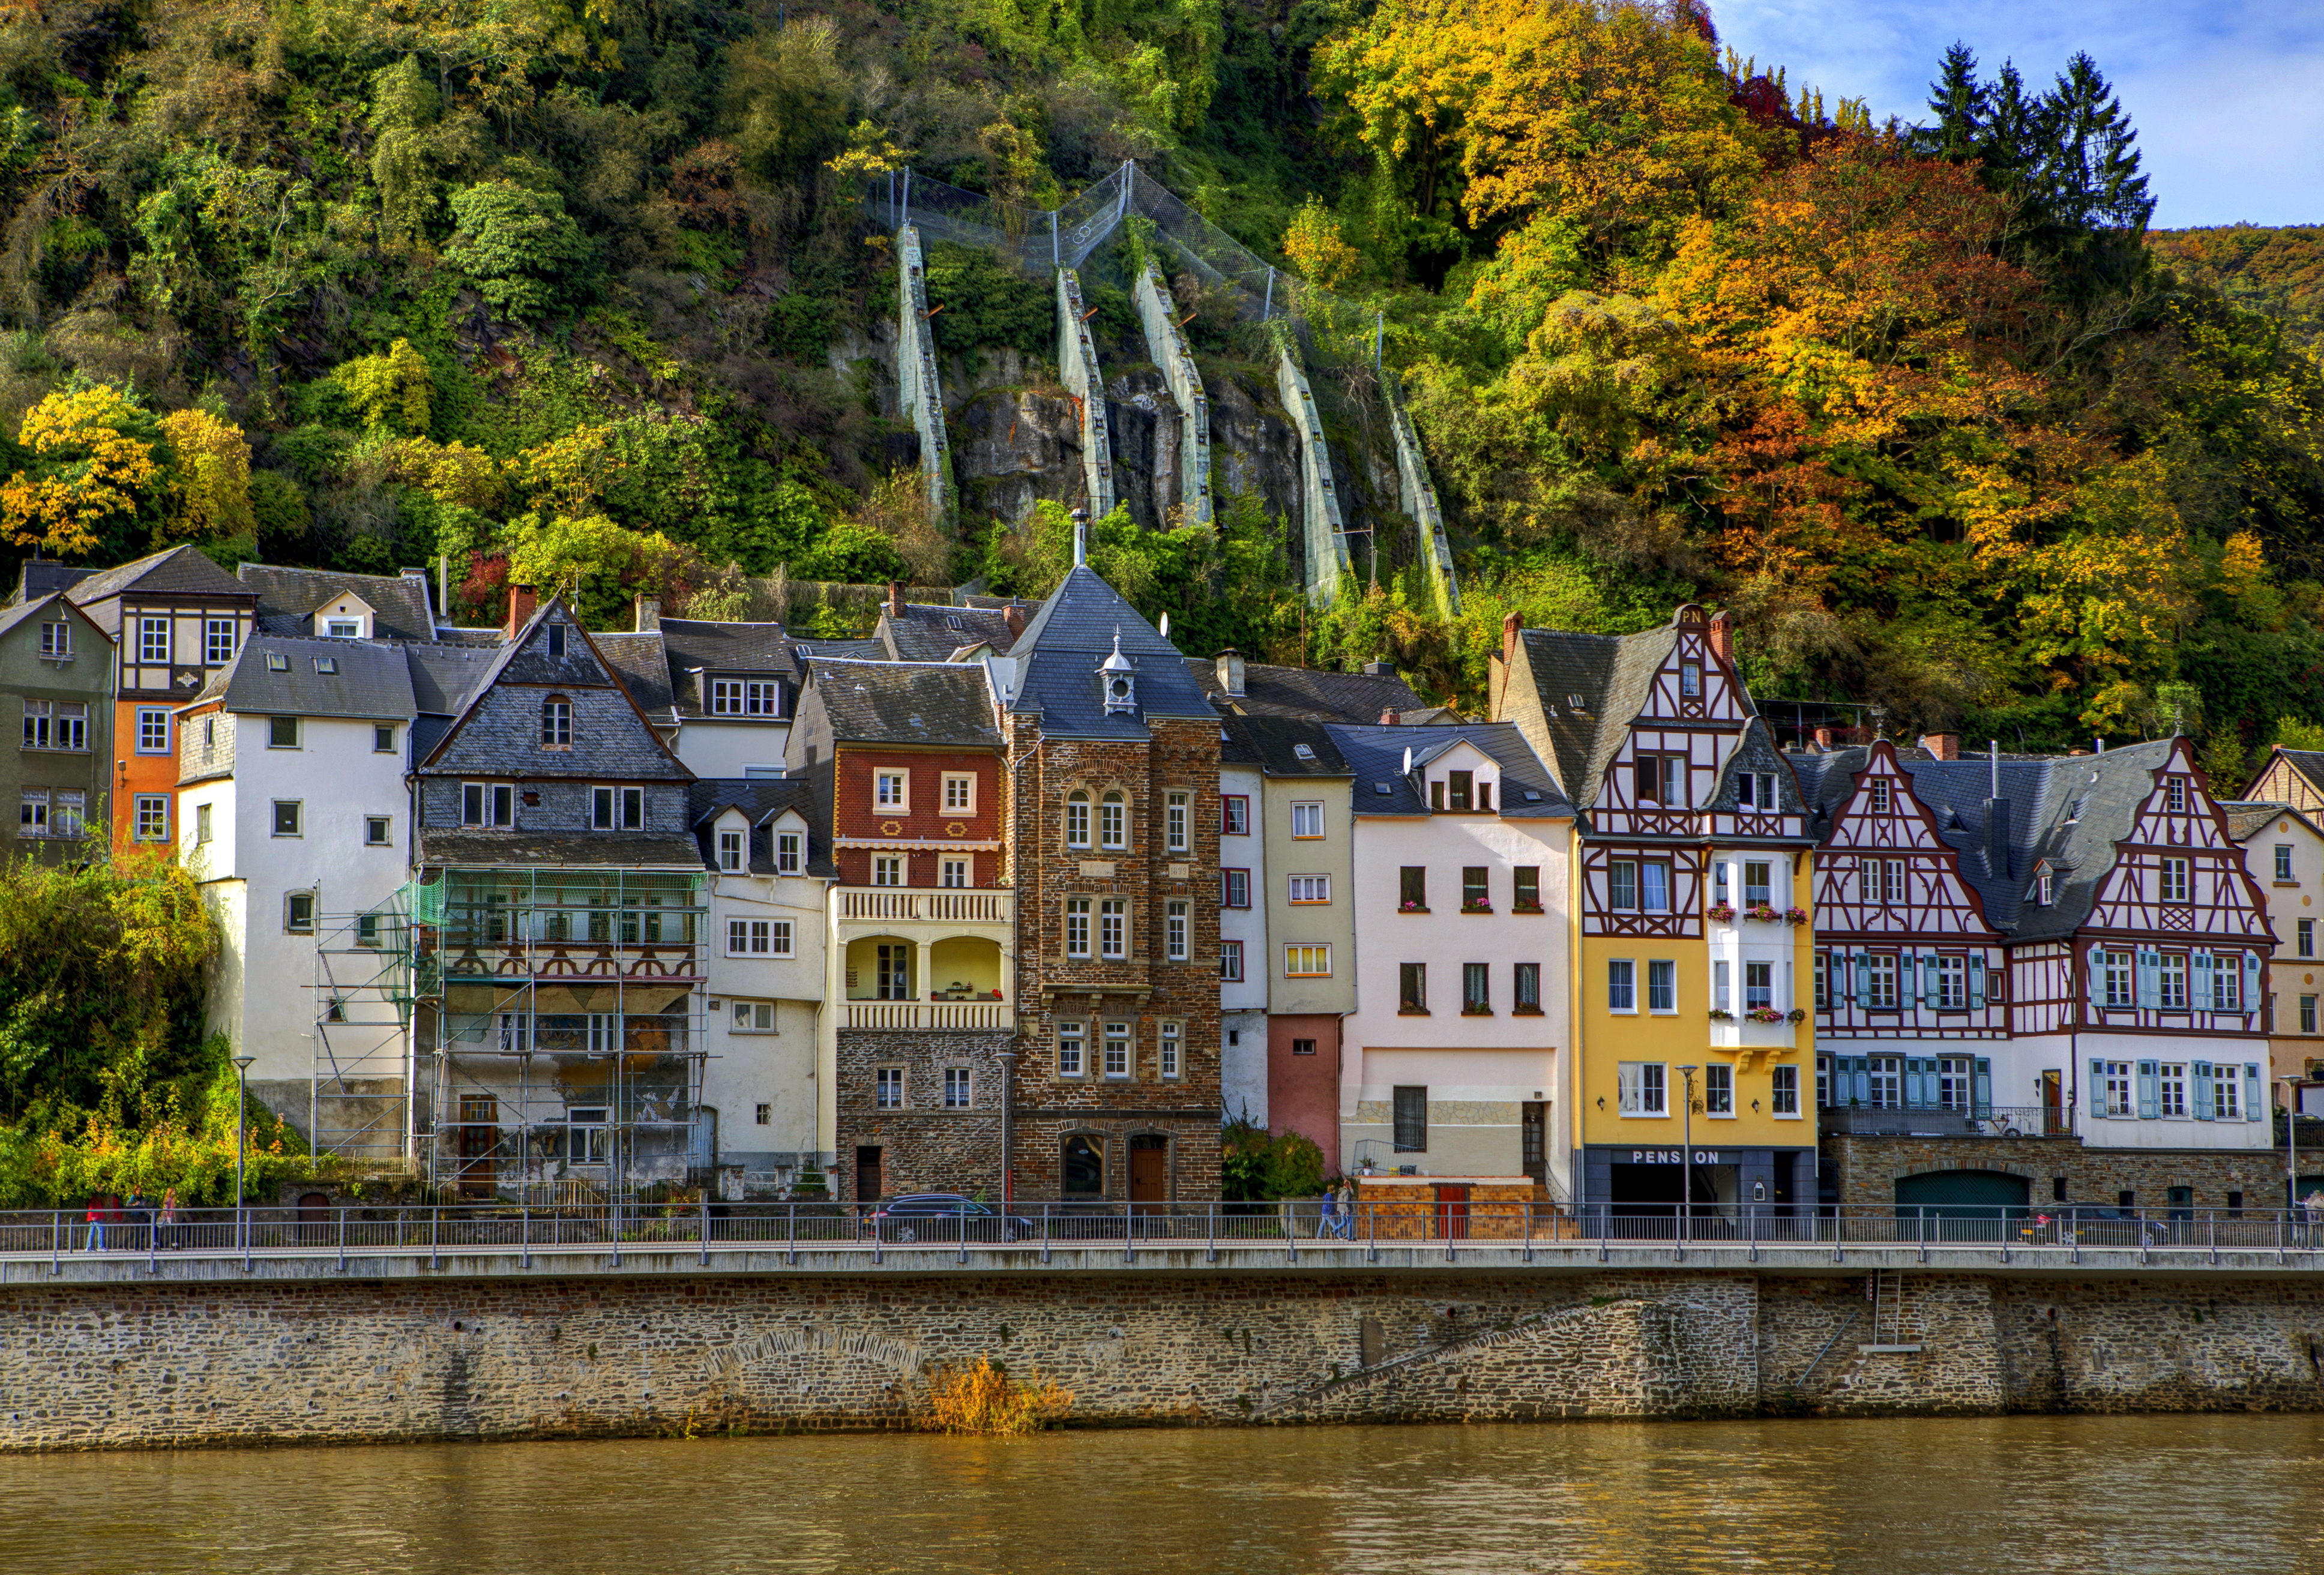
[2223,798,2324,1088]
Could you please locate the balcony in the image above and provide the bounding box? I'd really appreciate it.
[1822,1104,2070,1139]
[837,887,1010,925]
[838,1000,1014,1031]
[1708,1015,1798,1052]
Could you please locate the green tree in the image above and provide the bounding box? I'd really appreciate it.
[444,180,598,318]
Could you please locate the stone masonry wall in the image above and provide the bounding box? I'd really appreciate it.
[1825,1134,2289,1212]
[832,1028,1012,1202]
[8,1269,2324,1451]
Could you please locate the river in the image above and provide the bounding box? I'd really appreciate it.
[4,1416,2320,1573]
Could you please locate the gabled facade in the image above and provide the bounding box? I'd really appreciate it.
[1496,604,1817,1214]
[639,599,802,777]
[1,592,114,862]
[2247,748,2324,819]
[238,563,440,643]
[2221,800,2324,1088]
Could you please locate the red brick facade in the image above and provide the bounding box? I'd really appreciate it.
[829,746,1003,888]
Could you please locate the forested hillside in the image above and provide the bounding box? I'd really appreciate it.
[2,0,2322,783]
[2149,226,2324,348]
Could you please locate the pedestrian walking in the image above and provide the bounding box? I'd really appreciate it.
[1317,1188,1338,1241]
[2305,1189,2323,1245]
[1335,1180,1357,1241]
[125,1190,149,1252]
[84,1195,106,1253]
[158,1188,179,1251]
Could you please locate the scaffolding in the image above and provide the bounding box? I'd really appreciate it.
[311,889,417,1166]
[394,866,712,1201]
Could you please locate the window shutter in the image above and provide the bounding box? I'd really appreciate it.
[1850,1058,1870,1107]
[2137,1060,2159,1119]
[2137,948,2160,1009]
[1905,1059,1928,1108]
[2089,1058,2107,1117]
[2193,951,2215,1011]
[2193,1061,2214,1120]
[1968,953,1986,1009]
[2244,951,2263,1014]
[1918,953,1937,1009]
[2085,950,2103,1005]
[1853,952,1869,1008]
[2246,1063,2265,1122]
[1973,1058,1993,1118]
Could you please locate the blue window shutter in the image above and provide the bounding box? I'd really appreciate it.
[2193,951,2214,1011]
[1906,1059,1928,1107]
[1968,954,1986,1008]
[2137,1060,2159,1119]
[1852,1060,1870,1106]
[1973,1057,1993,1118]
[2245,951,2262,1013]
[2089,1058,2108,1116]
[2137,948,2160,1008]
[1919,953,1937,1009]
[2247,1063,2265,1122]
[1853,953,1868,1007]
[2193,1061,2214,1120]
[2085,950,2103,1005]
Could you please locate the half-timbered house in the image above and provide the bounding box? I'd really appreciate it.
[1495,603,1817,1214]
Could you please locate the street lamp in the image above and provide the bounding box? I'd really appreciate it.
[2283,1075,2303,1228]
[1677,1064,1699,1247]
[233,1055,254,1253]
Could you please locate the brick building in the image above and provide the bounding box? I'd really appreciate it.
[996,561,1223,1200]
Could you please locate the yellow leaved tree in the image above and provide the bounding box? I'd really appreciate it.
[1,385,164,557]
[157,409,256,542]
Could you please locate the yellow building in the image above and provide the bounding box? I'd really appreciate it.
[1493,604,1816,1214]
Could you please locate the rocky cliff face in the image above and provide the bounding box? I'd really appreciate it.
[951,387,1086,528]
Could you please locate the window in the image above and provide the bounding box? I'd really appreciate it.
[1714,959,1731,1013]
[2278,845,2296,882]
[1705,1063,1733,1116]
[1219,942,1244,982]
[1400,867,1427,909]
[875,771,908,810]
[365,815,391,848]
[1392,1086,1427,1151]
[195,803,212,843]
[568,1107,609,1164]
[1222,796,1249,836]
[2037,870,2055,906]
[1100,792,1127,850]
[1103,1022,1131,1079]
[874,944,911,999]
[1744,861,1771,906]
[1065,793,1091,848]
[733,1001,778,1033]
[1516,963,1542,1013]
[1736,772,1775,811]
[2160,857,2190,904]
[18,700,44,750]
[465,783,514,827]
[1640,861,1670,912]
[1934,954,1967,1010]
[2158,953,2189,1010]
[546,624,567,657]
[876,1068,904,1109]
[1617,1063,1666,1115]
[16,700,78,751]
[1937,1056,1974,1110]
[1607,959,1637,1013]
[1817,1057,1831,1110]
[1462,866,1489,911]
[1868,859,1906,905]
[1463,962,1491,1014]
[1057,1022,1085,1076]
[313,655,337,676]
[1159,1022,1181,1080]
[2214,954,2242,1011]
[1167,792,1189,852]
[2167,777,2187,813]
[1868,1056,1902,1108]
[943,773,976,813]
[1744,960,1773,1010]
[262,714,298,750]
[53,791,84,839]
[1771,1065,1800,1116]
[137,708,171,754]
[873,856,903,888]
[945,1068,972,1109]
[284,891,315,933]
[1648,959,1676,1013]
[1292,1037,1317,1056]
[1100,899,1127,959]
[541,698,571,747]
[588,786,645,831]
[324,619,361,640]
[2215,1071,2241,1121]
[776,831,804,875]
[710,679,781,717]
[373,723,396,753]
[1714,862,1730,905]
[1447,771,1474,812]
[2305,920,2317,959]
[203,718,212,748]
[718,830,744,872]
[1166,900,1188,961]
[1633,754,1683,805]
[1681,660,1702,697]
[1289,875,1330,905]
[1866,954,1899,1010]
[1514,867,1540,911]
[942,858,969,889]
[1223,869,1250,908]
[1399,962,1427,1013]
[138,616,170,665]
[38,620,71,658]
[1290,801,1323,839]
[271,800,301,837]
[1065,899,1091,958]
[1868,778,1891,815]
[2100,950,2134,1008]
[2101,1061,2133,1118]
[1610,861,1637,911]
[2157,1062,2188,1118]
[1284,944,1330,977]
[265,652,288,672]
[17,790,44,837]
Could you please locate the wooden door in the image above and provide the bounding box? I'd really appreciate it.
[1129,1141,1167,1202]
[1520,1103,1547,1187]
[2041,1069,2064,1135]
[457,1096,496,1199]
[855,1145,883,1202]
[1435,1184,1469,1239]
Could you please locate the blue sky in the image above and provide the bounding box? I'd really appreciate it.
[1714,0,2324,229]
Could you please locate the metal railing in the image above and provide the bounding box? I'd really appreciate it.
[9,1202,2323,1272]
[1820,1104,2071,1138]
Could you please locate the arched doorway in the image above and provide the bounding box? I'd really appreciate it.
[1062,1135,1104,1199]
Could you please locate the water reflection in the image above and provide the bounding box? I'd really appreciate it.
[4,1415,2321,1574]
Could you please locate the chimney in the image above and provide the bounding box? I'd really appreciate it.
[634,594,661,633]
[504,583,537,638]
[1363,659,1392,676]
[1215,648,1247,697]
[1501,610,1523,669]
[2095,736,2107,754]
[1920,732,1960,762]
[1379,708,1399,726]
[1707,608,1733,664]
[1984,796,2012,882]
[1072,508,1088,567]
[1002,604,1026,640]
[1813,726,1834,751]
[887,582,903,619]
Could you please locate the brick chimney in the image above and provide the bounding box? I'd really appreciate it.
[1379,708,1399,726]
[887,582,905,619]
[1501,610,1523,668]
[504,583,538,638]
[1706,608,1733,664]
[1813,726,1834,751]
[1921,732,1960,762]
[634,594,660,633]
[1002,604,1026,640]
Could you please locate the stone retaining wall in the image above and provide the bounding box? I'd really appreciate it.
[1825,1134,2287,1212]
[8,1269,2324,1451]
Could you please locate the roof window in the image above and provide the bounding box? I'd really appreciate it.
[265,652,289,672]
[314,655,337,675]
[1292,742,1316,760]
[1374,781,1392,795]
[1567,693,1586,709]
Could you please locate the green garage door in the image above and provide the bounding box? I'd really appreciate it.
[1896,1169,2030,1223]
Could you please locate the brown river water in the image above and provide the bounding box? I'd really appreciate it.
[4,1416,2322,1574]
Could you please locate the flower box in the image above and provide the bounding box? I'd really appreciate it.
[1398,902,1429,913]
[1745,1007,1787,1023]
[1744,903,1783,924]
[1512,902,1544,914]
[1460,902,1492,914]
[1784,906,1810,926]
[1707,1008,1734,1021]
[1706,903,1736,923]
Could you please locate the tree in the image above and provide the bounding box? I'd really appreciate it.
[443,179,597,318]
[502,513,693,629]
[338,339,435,434]
[157,408,255,542]
[1,385,163,557]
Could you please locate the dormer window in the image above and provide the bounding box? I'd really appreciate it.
[1736,771,1775,810]
[1098,632,1136,714]
[2037,868,2055,906]
[718,829,744,872]
[1448,771,1473,812]
[775,829,804,875]
[1292,742,1316,761]
[542,697,572,747]
[324,618,363,639]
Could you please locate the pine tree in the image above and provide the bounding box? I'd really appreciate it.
[1910,43,1985,162]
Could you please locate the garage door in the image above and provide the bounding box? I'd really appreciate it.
[1895,1169,2030,1222]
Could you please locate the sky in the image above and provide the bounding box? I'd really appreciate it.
[1713,0,2324,229]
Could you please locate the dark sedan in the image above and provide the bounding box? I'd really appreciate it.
[867,1194,1036,1244]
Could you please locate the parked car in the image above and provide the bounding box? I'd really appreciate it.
[867,1194,1035,1244]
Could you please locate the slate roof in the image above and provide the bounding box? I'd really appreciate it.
[65,545,252,605]
[1187,658,1423,724]
[405,645,499,715]
[592,631,676,724]
[417,600,690,780]
[238,564,436,643]
[1325,721,1574,819]
[688,778,828,876]
[1505,620,1683,802]
[186,636,417,721]
[805,659,999,747]
[13,562,95,603]
[795,638,887,661]
[657,618,801,718]
[1220,715,1350,777]
[416,829,705,868]
[2219,800,2320,845]
[2266,750,2324,802]
[1004,565,1215,736]
[880,601,1028,662]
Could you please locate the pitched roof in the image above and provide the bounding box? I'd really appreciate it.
[417,598,690,780]
[1220,715,1350,777]
[592,631,676,724]
[879,601,1029,662]
[1186,658,1423,724]
[1325,721,1574,818]
[415,828,705,868]
[2218,800,2323,845]
[2267,750,2324,800]
[0,589,105,646]
[794,637,887,661]
[1505,620,1681,801]
[688,778,826,875]
[187,636,417,721]
[804,659,999,747]
[237,564,436,643]
[405,644,499,715]
[1004,565,1215,735]
[64,545,251,605]
[13,561,95,603]
[657,618,801,718]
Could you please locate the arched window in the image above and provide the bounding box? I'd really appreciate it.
[1065,791,1091,849]
[541,695,573,747]
[1100,791,1127,850]
[1062,1134,1104,1197]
